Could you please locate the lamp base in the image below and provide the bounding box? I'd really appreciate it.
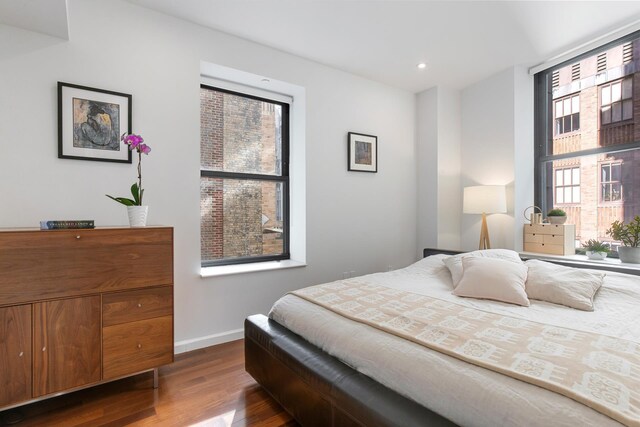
[479,212,491,250]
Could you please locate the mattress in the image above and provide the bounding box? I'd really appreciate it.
[269,255,640,427]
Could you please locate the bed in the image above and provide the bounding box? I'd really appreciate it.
[244,249,640,427]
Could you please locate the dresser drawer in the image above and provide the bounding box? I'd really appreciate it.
[0,228,173,306]
[542,234,564,245]
[103,286,172,327]
[524,232,544,243]
[524,224,565,235]
[524,242,565,256]
[103,315,173,379]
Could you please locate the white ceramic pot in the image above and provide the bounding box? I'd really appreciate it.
[548,216,567,225]
[618,246,640,264]
[586,251,607,260]
[127,206,148,227]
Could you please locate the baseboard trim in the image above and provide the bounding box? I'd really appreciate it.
[174,328,244,354]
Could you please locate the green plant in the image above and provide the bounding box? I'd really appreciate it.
[581,239,611,253]
[606,216,640,247]
[547,208,566,217]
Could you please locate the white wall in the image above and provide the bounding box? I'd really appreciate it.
[460,67,534,251]
[416,86,461,255]
[0,0,417,351]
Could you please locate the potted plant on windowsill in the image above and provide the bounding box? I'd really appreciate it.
[546,208,567,225]
[606,216,640,263]
[582,239,611,260]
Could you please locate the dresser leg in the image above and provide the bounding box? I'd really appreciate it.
[153,368,159,389]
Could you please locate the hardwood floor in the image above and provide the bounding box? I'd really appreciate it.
[0,340,299,427]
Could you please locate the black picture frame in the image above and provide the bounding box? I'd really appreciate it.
[348,132,378,173]
[58,82,132,163]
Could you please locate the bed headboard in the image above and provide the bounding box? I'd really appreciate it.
[422,247,640,276]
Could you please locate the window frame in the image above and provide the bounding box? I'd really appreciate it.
[534,30,640,216]
[599,77,633,126]
[200,84,291,267]
[599,161,623,204]
[553,94,580,136]
[554,166,580,205]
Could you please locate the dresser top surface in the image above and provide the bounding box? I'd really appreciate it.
[0,226,172,233]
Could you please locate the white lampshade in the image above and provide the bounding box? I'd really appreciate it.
[463,185,507,214]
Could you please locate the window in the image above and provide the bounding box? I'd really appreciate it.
[535,32,640,251]
[600,78,633,125]
[601,162,622,202]
[554,167,580,204]
[200,85,290,266]
[554,95,580,135]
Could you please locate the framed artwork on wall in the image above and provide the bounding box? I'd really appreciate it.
[348,132,377,173]
[58,82,132,163]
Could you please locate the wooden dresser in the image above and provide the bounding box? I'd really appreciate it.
[0,227,174,410]
[523,223,576,256]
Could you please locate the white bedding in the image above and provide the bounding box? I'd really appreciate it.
[269,255,640,427]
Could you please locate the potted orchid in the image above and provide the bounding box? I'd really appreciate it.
[106,133,152,227]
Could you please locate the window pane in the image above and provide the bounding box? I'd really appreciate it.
[564,169,572,185]
[612,183,622,201]
[623,78,633,99]
[200,177,285,262]
[564,187,572,203]
[572,113,580,131]
[200,88,283,175]
[572,167,580,185]
[623,99,633,120]
[555,100,563,118]
[602,164,611,182]
[602,106,611,125]
[563,98,572,115]
[602,85,611,105]
[564,116,572,132]
[612,82,622,102]
[612,102,622,122]
[612,163,621,181]
[556,169,563,186]
[556,187,564,203]
[572,95,580,113]
[572,186,580,203]
[602,183,610,201]
[555,118,563,135]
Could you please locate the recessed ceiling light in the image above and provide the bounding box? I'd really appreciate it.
[417,63,427,70]
[261,78,270,82]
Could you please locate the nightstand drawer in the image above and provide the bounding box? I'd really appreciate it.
[524,233,544,243]
[103,315,173,379]
[103,286,172,327]
[542,234,565,245]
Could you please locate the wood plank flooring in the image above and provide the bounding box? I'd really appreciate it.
[0,340,299,427]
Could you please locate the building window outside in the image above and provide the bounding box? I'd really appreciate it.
[535,32,640,253]
[200,85,290,267]
[601,162,622,202]
[554,94,580,135]
[600,78,633,125]
[555,167,580,204]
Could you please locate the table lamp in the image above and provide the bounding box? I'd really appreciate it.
[463,185,507,250]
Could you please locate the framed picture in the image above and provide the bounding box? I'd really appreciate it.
[58,82,132,163]
[348,132,377,173]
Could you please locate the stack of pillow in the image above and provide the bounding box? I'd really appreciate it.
[443,249,605,311]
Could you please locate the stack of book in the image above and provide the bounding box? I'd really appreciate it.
[40,220,95,230]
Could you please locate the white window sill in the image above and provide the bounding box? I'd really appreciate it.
[200,259,306,278]
[519,251,640,273]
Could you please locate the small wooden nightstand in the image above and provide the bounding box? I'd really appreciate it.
[523,223,575,256]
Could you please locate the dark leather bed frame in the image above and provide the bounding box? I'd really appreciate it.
[244,248,637,426]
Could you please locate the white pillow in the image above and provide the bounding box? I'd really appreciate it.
[453,257,530,306]
[444,249,523,288]
[525,260,605,311]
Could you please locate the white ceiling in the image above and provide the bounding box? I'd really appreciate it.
[0,0,68,39]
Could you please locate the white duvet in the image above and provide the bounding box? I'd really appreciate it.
[269,255,640,427]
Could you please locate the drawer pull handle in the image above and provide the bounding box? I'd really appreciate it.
[137,344,142,349]
[137,303,142,308]
[19,351,24,357]
[76,235,81,240]
[42,347,46,352]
